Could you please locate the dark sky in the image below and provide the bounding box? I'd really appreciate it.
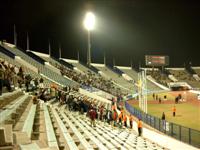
[0,0,200,67]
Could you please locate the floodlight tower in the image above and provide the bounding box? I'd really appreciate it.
[83,12,95,66]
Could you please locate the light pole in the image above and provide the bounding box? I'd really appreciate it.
[83,12,95,66]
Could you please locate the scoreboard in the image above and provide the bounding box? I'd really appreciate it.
[145,55,169,66]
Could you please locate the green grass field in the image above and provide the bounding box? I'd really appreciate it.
[131,91,200,131]
[129,91,200,147]
[133,103,200,131]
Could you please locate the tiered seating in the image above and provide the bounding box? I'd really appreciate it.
[48,102,164,150]
[0,90,23,109]
[33,54,124,97]
[0,90,34,149]
[43,104,59,149]
[1,44,77,87]
[0,93,31,125]
[0,51,51,87]
[117,67,162,91]
[0,124,13,149]
[70,61,96,74]
[193,68,200,74]
[49,104,79,150]
[93,65,135,94]
[146,70,172,87]
[168,69,200,88]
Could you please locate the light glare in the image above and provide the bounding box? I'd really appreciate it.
[83,12,95,31]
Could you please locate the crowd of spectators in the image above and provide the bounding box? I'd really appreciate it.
[47,85,135,130]
[51,61,125,97]
[0,58,45,95]
[147,69,171,86]
[0,56,140,136]
[170,70,195,81]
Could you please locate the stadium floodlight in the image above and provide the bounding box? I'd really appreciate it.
[83,12,95,66]
[83,12,95,31]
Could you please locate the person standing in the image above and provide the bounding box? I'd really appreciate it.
[118,111,123,127]
[152,93,155,100]
[162,112,165,120]
[172,106,176,117]
[137,118,142,136]
[112,109,118,127]
[159,98,161,104]
[156,95,158,101]
[89,107,96,127]
[129,114,133,129]
[123,114,127,127]
[162,112,166,130]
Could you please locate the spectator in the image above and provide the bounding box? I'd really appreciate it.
[33,93,39,104]
[39,77,44,89]
[34,78,39,89]
[118,111,123,127]
[162,112,166,120]
[123,114,127,127]
[25,74,32,92]
[89,107,96,127]
[137,118,143,136]
[112,109,118,127]
[162,112,166,130]
[129,114,133,129]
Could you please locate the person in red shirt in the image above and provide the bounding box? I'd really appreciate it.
[99,105,104,120]
[89,107,96,127]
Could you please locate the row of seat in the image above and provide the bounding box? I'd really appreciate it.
[0,51,51,87]
[0,91,32,149]
[46,101,165,150]
[1,44,77,87]
[120,68,162,91]
[0,89,166,150]
[0,90,23,109]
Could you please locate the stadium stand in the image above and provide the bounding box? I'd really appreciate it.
[0,50,51,88]
[0,43,77,87]
[167,68,200,89]
[145,69,172,87]
[26,51,125,97]
[116,66,162,91]
[92,64,135,94]
[0,42,199,150]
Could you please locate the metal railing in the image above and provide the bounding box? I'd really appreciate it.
[125,101,200,148]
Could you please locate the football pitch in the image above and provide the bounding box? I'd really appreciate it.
[128,91,200,131]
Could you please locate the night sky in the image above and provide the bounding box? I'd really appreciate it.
[0,0,200,67]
